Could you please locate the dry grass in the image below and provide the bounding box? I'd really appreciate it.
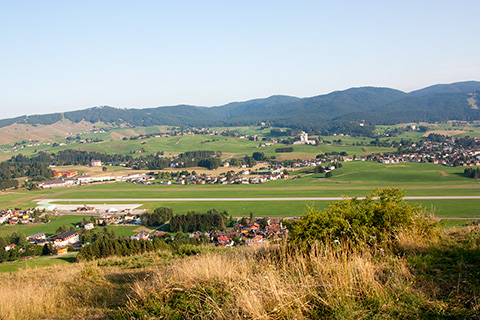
[123,240,435,319]
[1,225,478,319]
[0,263,80,319]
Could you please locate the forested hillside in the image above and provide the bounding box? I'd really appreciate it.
[1,81,479,133]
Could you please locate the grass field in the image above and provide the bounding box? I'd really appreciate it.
[1,161,478,218]
[0,254,77,273]
[2,125,399,160]
[0,214,139,238]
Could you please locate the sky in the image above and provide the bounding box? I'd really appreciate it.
[1,1,479,119]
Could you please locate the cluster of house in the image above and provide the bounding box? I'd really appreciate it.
[94,213,141,225]
[37,169,156,188]
[371,137,480,166]
[0,209,37,225]
[212,218,289,246]
[285,159,339,169]
[170,169,289,186]
[129,218,289,247]
[0,140,49,153]
[37,165,292,188]
[4,230,80,255]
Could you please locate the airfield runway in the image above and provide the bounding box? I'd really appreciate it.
[37,195,480,205]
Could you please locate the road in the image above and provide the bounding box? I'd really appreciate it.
[29,252,77,261]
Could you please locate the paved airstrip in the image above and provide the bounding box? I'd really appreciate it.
[37,195,480,205]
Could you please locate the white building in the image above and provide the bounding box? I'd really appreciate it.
[293,132,316,145]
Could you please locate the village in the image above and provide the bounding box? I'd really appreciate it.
[1,205,290,263]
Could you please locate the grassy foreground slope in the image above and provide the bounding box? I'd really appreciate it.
[1,226,479,319]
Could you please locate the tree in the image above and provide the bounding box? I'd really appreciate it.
[314,166,325,174]
[42,243,55,255]
[102,166,107,172]
[325,172,332,178]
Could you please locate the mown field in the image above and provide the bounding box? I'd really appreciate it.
[0,254,76,273]
[0,213,139,238]
[1,161,478,221]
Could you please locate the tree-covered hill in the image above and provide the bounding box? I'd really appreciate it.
[1,81,479,132]
[409,80,480,97]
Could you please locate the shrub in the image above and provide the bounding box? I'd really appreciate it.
[290,188,437,245]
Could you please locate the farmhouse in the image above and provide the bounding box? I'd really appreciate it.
[37,178,75,189]
[131,231,149,241]
[84,223,94,230]
[54,230,79,247]
[91,160,103,167]
[27,232,46,240]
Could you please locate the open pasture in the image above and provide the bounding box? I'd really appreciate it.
[0,254,77,273]
[0,213,139,241]
[0,214,92,238]
[46,199,480,219]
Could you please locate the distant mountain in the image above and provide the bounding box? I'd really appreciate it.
[1,81,479,133]
[409,81,480,97]
[212,95,301,118]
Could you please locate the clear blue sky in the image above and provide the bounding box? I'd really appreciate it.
[1,1,479,119]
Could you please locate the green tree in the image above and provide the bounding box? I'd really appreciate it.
[42,243,55,255]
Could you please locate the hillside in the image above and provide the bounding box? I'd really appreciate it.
[409,80,480,96]
[1,81,479,140]
[1,208,479,319]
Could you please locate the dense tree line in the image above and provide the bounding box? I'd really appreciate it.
[76,227,207,261]
[8,150,134,167]
[275,147,294,153]
[464,167,480,179]
[169,209,227,233]
[142,207,174,227]
[177,150,220,159]
[0,160,53,182]
[0,179,18,189]
[197,158,222,170]
[77,236,169,261]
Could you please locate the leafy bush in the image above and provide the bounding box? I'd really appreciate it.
[290,188,437,245]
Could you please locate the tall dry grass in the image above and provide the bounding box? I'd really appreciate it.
[0,224,455,319]
[0,263,80,320]
[124,239,438,319]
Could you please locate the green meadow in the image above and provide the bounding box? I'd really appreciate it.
[0,254,77,273]
[0,214,139,238]
[5,125,398,159]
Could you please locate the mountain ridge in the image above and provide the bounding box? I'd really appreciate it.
[1,81,479,131]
